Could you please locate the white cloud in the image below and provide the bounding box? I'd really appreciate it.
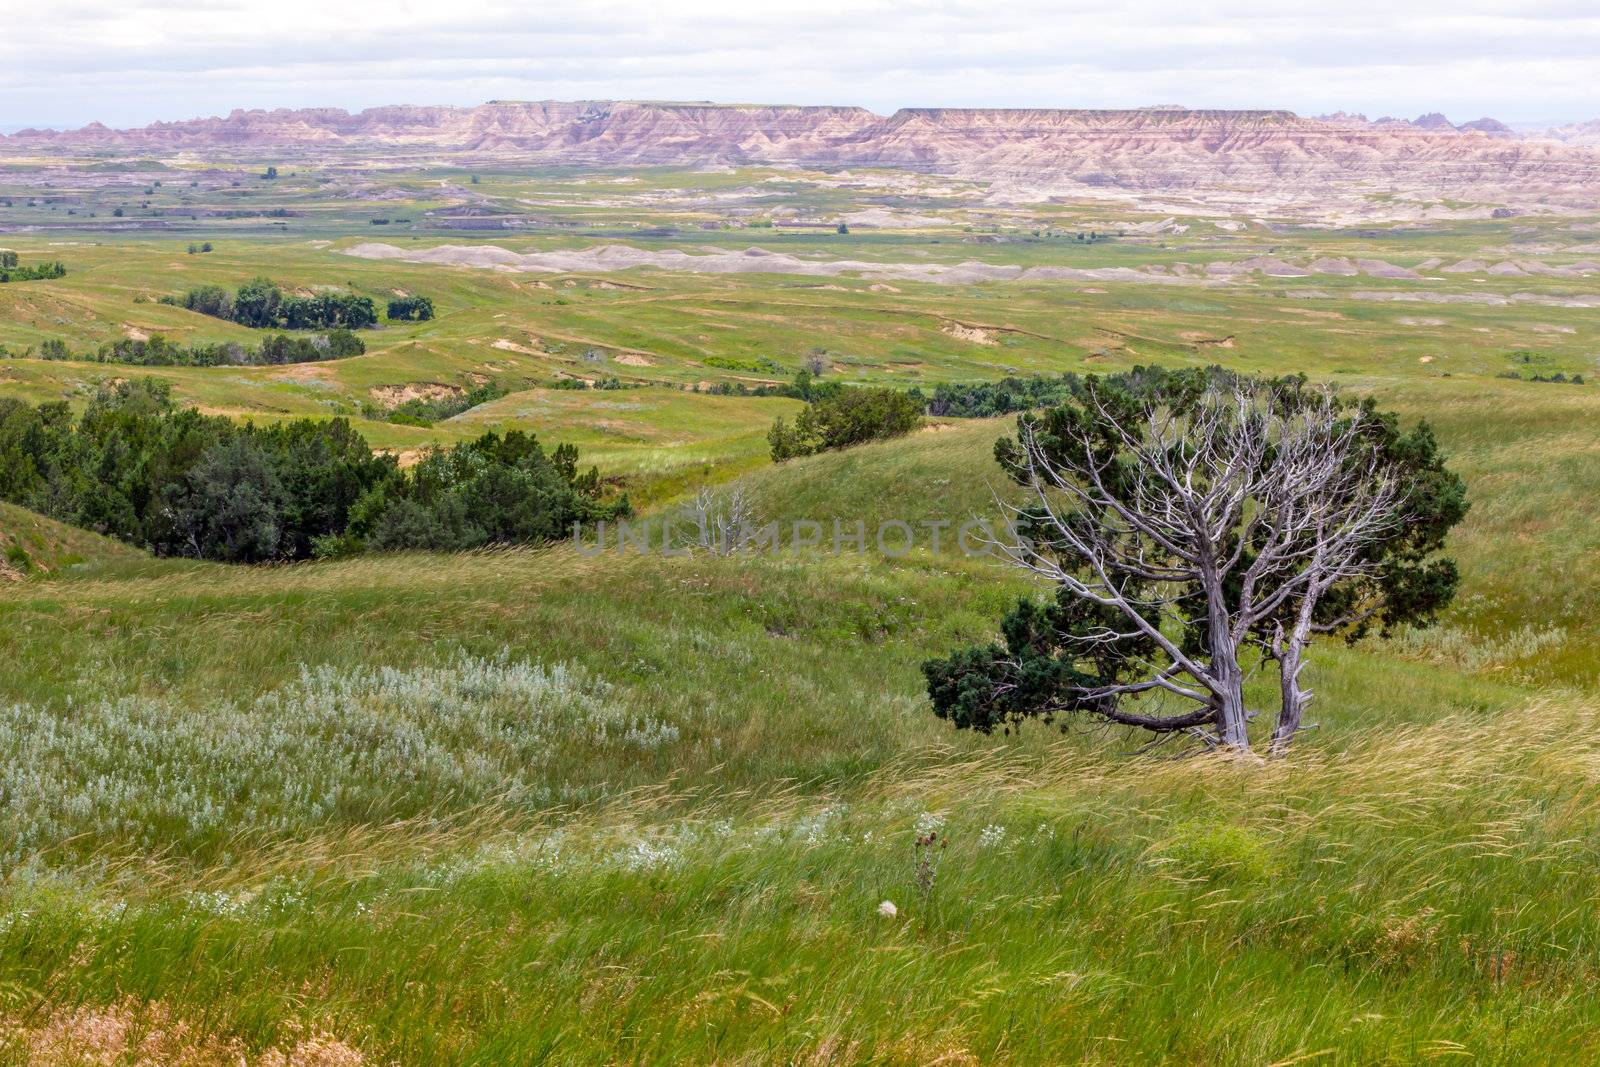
[1,0,1596,129]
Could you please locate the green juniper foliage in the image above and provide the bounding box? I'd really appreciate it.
[923,372,1091,417]
[167,277,383,329]
[23,329,365,366]
[0,254,67,282]
[924,366,1467,744]
[0,381,625,562]
[769,383,924,460]
[386,294,436,321]
[337,430,625,555]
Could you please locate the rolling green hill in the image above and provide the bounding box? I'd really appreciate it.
[0,500,143,579]
[2,158,1599,1063]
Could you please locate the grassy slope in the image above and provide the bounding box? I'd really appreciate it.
[0,401,1592,1063]
[3,165,1600,1062]
[0,500,143,579]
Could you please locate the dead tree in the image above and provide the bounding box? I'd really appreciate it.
[686,485,760,555]
[924,369,1465,755]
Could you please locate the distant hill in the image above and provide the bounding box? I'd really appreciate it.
[6,102,1600,209]
[1541,118,1600,148]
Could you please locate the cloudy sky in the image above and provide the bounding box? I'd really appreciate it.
[2,0,1597,131]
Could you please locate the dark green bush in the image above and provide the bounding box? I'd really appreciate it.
[170,278,382,330]
[769,386,923,461]
[0,381,622,563]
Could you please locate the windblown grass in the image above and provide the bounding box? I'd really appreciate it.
[3,168,1600,1061]
[3,693,1598,1063]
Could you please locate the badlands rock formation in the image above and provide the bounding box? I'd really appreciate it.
[10,102,1600,212]
[343,241,1600,292]
[1543,119,1600,148]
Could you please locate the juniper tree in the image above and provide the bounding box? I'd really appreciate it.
[924,368,1466,754]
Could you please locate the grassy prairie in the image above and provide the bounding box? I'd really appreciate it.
[0,405,1588,1063]
[1,160,1599,1062]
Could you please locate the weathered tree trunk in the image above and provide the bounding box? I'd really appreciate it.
[1205,570,1252,752]
[1270,595,1318,755]
[1272,646,1307,755]
[1212,661,1251,751]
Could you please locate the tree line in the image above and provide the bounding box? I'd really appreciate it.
[0,252,67,283]
[0,380,627,564]
[165,279,381,330]
[921,373,1090,418]
[20,330,366,367]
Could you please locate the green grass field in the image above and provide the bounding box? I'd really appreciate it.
[1,157,1599,1063]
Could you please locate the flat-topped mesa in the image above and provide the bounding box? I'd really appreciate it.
[6,100,1600,199]
[551,102,881,163]
[883,107,1301,128]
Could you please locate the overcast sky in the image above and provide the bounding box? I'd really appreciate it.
[2,1,1597,132]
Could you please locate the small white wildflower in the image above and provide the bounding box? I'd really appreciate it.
[913,812,945,836]
[617,839,682,872]
[878,900,898,919]
[978,824,1007,849]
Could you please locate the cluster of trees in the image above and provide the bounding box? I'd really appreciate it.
[550,376,628,391]
[768,383,924,461]
[923,366,1467,756]
[1498,370,1586,385]
[699,369,1091,420]
[186,243,214,255]
[1500,351,1587,385]
[386,296,435,321]
[318,432,622,557]
[922,373,1090,418]
[0,252,67,283]
[168,279,380,330]
[25,330,365,366]
[0,380,624,563]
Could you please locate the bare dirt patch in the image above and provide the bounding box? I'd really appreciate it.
[492,338,543,355]
[1180,332,1235,348]
[273,364,337,383]
[377,448,427,468]
[614,353,655,366]
[369,382,463,406]
[942,322,998,345]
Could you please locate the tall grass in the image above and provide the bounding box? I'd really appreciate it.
[4,695,1599,1063]
[2,371,1598,1061]
[0,653,691,865]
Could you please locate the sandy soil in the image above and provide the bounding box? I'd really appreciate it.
[942,323,997,345]
[369,382,463,405]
